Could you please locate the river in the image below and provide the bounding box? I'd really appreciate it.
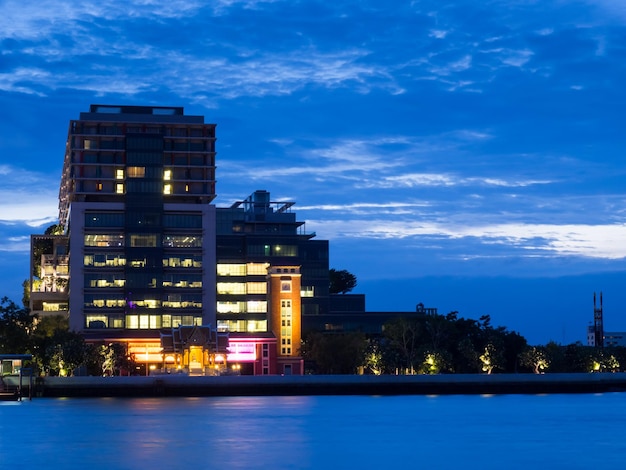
[1,393,624,469]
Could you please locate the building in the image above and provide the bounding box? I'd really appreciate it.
[32,103,434,376]
[50,104,217,373]
[214,190,328,374]
[29,233,70,318]
[587,326,626,347]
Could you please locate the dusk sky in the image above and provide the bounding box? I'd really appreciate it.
[1,0,626,345]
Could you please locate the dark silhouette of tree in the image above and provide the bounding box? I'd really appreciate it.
[301,331,368,374]
[0,297,35,354]
[381,317,424,373]
[329,269,357,294]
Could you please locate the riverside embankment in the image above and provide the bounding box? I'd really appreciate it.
[6,372,626,398]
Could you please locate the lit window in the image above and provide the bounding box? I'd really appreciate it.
[247,301,267,313]
[116,169,124,179]
[164,169,172,181]
[127,167,145,178]
[247,263,268,275]
[217,264,246,276]
[247,282,267,294]
[97,182,103,191]
[217,283,246,295]
[185,184,189,192]
[164,184,172,195]
[116,183,124,194]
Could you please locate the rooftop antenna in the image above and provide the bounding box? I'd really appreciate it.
[593,292,604,348]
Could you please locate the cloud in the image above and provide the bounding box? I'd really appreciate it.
[308,218,626,260]
[0,165,59,225]
[219,136,410,181]
[368,173,553,189]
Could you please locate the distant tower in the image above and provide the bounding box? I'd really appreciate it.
[593,292,604,348]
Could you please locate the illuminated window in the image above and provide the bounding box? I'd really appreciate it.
[149,315,161,329]
[164,184,172,194]
[164,169,172,181]
[86,315,108,328]
[217,283,246,295]
[217,301,246,313]
[163,235,202,248]
[217,264,246,276]
[127,166,145,178]
[301,286,314,297]
[130,234,157,247]
[116,183,124,194]
[247,282,267,294]
[126,315,139,329]
[185,184,189,192]
[97,182,103,191]
[84,234,124,247]
[247,301,267,313]
[247,263,268,275]
[116,169,124,179]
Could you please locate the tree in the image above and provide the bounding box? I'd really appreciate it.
[301,331,368,374]
[382,317,424,374]
[519,346,550,374]
[45,330,88,376]
[0,297,35,354]
[329,269,357,294]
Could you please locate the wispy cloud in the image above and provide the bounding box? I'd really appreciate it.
[309,218,626,260]
[0,165,59,225]
[367,173,553,189]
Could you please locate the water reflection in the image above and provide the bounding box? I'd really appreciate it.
[2,394,626,469]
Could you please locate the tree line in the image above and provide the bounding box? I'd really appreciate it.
[3,294,624,376]
[0,297,134,376]
[301,312,626,375]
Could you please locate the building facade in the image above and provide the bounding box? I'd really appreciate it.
[214,190,326,374]
[54,104,217,370]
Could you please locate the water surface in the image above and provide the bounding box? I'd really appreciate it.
[1,393,624,469]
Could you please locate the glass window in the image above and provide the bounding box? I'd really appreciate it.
[217,283,246,295]
[130,234,158,247]
[84,234,124,247]
[116,183,124,194]
[247,263,268,275]
[301,286,314,297]
[86,315,108,328]
[217,301,245,313]
[163,235,202,248]
[126,315,139,330]
[247,301,267,313]
[247,282,267,294]
[127,166,146,178]
[116,169,124,179]
[217,264,246,276]
[85,212,124,227]
[163,214,202,228]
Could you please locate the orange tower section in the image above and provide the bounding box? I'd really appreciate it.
[268,266,303,375]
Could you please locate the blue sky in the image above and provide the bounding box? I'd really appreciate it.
[1,0,625,345]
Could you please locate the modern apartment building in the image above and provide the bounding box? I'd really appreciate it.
[31,104,381,376]
[54,104,217,369]
[215,190,329,374]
